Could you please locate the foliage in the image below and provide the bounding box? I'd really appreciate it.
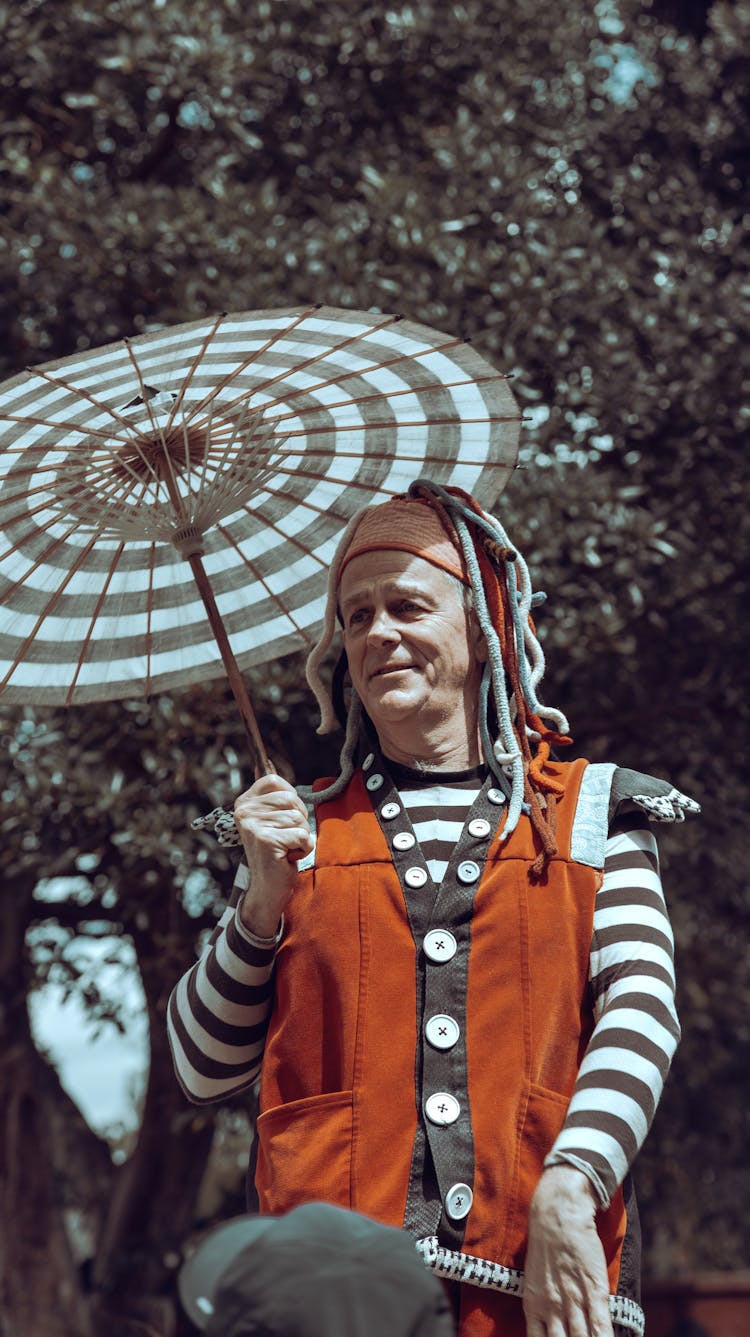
[1,0,748,1331]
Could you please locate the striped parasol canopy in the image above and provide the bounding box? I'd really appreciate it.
[0,305,520,771]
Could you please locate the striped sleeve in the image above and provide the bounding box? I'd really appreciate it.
[167,860,280,1104]
[544,817,680,1207]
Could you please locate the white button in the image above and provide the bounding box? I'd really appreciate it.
[381,801,401,820]
[393,831,416,851]
[487,788,506,806]
[468,818,491,838]
[423,929,457,962]
[445,1182,473,1220]
[457,860,480,885]
[405,866,428,889]
[425,1092,460,1126]
[425,1014,460,1050]
[366,773,384,792]
[362,752,374,771]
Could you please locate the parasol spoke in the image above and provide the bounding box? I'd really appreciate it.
[195,396,270,522]
[160,311,226,443]
[22,366,172,473]
[182,305,321,425]
[273,414,518,438]
[0,507,103,567]
[0,531,100,694]
[206,310,406,411]
[245,478,360,529]
[0,412,159,455]
[0,413,167,497]
[214,521,315,647]
[259,443,516,468]
[193,366,513,433]
[249,371,514,430]
[64,540,127,706]
[229,498,333,571]
[145,541,156,698]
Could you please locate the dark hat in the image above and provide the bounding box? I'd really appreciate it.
[178,1202,454,1337]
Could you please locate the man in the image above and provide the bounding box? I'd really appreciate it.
[169,481,697,1337]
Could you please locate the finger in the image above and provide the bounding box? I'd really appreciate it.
[235,792,309,820]
[586,1293,614,1337]
[274,826,314,854]
[523,1316,547,1337]
[237,774,297,802]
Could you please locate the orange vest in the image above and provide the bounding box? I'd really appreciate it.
[255,756,631,1295]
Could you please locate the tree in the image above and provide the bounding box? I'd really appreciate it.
[1,0,748,1330]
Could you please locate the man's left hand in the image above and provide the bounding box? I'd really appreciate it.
[523,1165,614,1337]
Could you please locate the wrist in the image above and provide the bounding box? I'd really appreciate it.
[533,1164,599,1216]
[238,889,282,940]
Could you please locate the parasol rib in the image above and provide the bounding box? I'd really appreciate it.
[64,540,126,706]
[214,521,314,647]
[160,311,226,444]
[0,532,100,693]
[248,371,513,428]
[183,308,398,430]
[145,540,156,699]
[186,328,467,431]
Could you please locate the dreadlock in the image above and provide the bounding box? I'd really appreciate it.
[304,478,572,875]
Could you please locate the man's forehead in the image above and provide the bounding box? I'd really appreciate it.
[339,551,461,605]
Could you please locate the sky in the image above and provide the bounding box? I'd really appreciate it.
[28,931,150,1143]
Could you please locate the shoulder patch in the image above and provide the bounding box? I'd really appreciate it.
[569,762,617,869]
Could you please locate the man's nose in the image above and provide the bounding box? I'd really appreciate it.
[367,607,400,643]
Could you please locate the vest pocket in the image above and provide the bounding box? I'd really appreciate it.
[506,1083,571,1262]
[255,1090,354,1215]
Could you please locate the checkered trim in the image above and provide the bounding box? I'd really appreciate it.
[415,1237,645,1336]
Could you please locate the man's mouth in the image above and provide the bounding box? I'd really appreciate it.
[370,663,414,679]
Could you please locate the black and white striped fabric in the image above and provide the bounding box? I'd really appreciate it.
[0,307,519,705]
[167,766,679,1211]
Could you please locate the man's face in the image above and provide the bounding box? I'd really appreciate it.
[339,550,486,741]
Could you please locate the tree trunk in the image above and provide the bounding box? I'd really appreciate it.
[89,932,216,1336]
[0,883,95,1337]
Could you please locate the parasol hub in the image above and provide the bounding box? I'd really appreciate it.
[172,523,206,558]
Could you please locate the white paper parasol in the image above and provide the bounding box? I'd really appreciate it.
[0,305,520,773]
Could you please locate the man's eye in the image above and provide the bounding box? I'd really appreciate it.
[348,608,369,627]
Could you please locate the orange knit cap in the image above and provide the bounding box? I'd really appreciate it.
[338,497,469,585]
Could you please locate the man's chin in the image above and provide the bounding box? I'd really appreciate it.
[364,689,421,722]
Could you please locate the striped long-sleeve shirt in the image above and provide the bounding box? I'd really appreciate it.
[167,764,681,1209]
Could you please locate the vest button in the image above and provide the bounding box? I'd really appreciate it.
[362,752,375,771]
[445,1182,473,1220]
[380,801,401,820]
[425,1014,460,1050]
[425,1092,460,1126]
[487,788,506,806]
[467,818,491,838]
[393,831,416,851]
[404,866,428,889]
[423,929,457,963]
[365,773,384,792]
[457,860,480,885]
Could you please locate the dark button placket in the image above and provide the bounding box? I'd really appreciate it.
[367,750,503,1249]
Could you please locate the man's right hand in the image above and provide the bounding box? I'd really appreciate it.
[233,774,314,938]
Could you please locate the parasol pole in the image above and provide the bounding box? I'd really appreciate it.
[182,547,274,780]
[163,495,273,779]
